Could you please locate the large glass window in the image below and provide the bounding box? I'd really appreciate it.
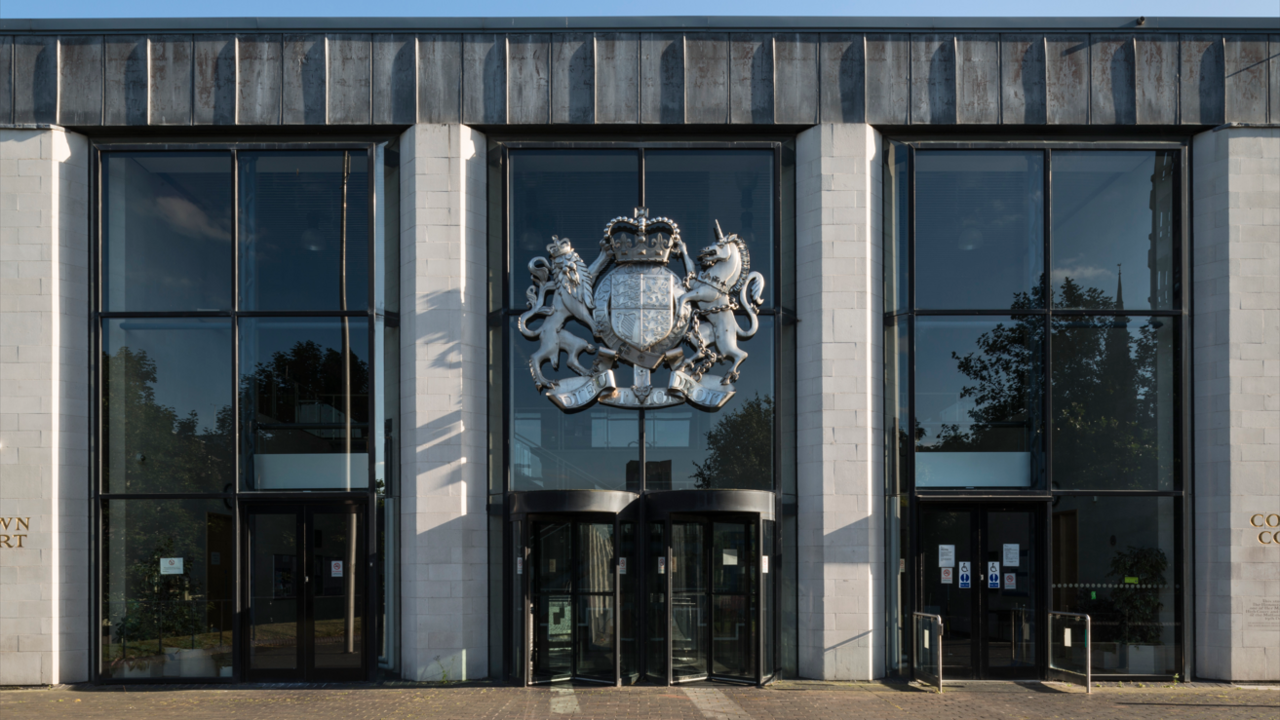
[501,147,786,494]
[884,142,1185,679]
[95,143,398,682]
[103,153,233,312]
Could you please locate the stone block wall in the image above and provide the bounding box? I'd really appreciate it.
[0,127,90,685]
[1192,125,1280,682]
[795,123,884,680]
[397,124,489,681]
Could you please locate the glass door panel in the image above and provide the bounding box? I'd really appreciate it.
[710,521,756,680]
[576,522,615,682]
[983,510,1038,678]
[645,522,667,683]
[671,522,708,681]
[248,512,301,674]
[532,521,573,682]
[308,509,364,676]
[919,507,975,680]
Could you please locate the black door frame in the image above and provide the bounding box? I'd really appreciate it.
[916,500,1047,681]
[241,500,369,683]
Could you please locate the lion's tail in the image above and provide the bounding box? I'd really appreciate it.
[735,272,765,339]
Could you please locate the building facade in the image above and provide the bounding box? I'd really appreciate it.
[0,16,1277,687]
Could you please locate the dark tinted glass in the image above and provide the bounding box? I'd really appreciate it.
[915,151,1045,310]
[102,152,233,311]
[1052,151,1177,310]
[508,150,640,304]
[885,321,908,495]
[509,324,639,492]
[239,151,369,311]
[101,498,234,678]
[102,318,232,494]
[884,142,909,313]
[914,317,1045,488]
[1051,496,1181,674]
[1052,316,1176,490]
[645,150,775,306]
[645,319,775,491]
[240,317,370,490]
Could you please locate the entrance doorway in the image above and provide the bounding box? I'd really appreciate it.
[243,503,367,682]
[656,515,764,685]
[918,504,1042,680]
[526,517,625,684]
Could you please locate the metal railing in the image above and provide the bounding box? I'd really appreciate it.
[912,612,944,693]
[1047,611,1091,693]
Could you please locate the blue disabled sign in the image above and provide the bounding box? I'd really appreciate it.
[958,561,971,589]
[987,561,1001,589]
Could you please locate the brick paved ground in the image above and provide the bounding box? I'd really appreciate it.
[2,680,1277,720]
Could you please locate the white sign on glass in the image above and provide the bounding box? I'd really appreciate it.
[331,560,343,577]
[1003,543,1020,567]
[160,557,183,575]
[958,561,971,589]
[1064,628,1072,648]
[723,549,738,566]
[938,545,955,568]
[762,555,769,574]
[987,561,1001,588]
[941,567,953,584]
[1004,572,1016,590]
[619,557,627,575]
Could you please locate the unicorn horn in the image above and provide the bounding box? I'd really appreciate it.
[714,219,725,240]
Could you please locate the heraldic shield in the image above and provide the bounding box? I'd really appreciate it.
[517,207,766,412]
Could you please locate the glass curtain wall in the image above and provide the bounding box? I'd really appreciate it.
[493,143,796,682]
[95,144,399,681]
[883,143,1185,678]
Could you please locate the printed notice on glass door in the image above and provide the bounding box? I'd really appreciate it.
[1003,543,1020,567]
[331,560,343,577]
[938,545,955,567]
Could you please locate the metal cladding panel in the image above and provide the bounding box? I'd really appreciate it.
[58,35,103,125]
[463,33,506,125]
[551,32,593,124]
[1180,35,1225,125]
[729,33,773,124]
[418,34,461,124]
[1089,35,1135,125]
[13,35,57,124]
[955,34,998,125]
[773,33,818,125]
[595,32,638,124]
[194,35,237,125]
[372,34,416,125]
[685,33,729,124]
[865,34,909,125]
[1045,34,1089,124]
[0,37,13,125]
[327,34,372,125]
[640,32,683,124]
[1224,35,1268,124]
[818,33,865,124]
[1134,34,1178,125]
[1272,36,1280,123]
[282,34,326,125]
[237,34,282,125]
[148,35,192,126]
[103,36,147,126]
[911,34,956,125]
[507,34,550,125]
[1000,34,1046,124]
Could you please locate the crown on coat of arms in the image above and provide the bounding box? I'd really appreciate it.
[546,235,575,259]
[602,207,680,264]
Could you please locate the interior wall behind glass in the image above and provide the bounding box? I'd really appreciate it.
[1051,495,1180,674]
[102,318,232,494]
[101,498,234,679]
[102,152,233,312]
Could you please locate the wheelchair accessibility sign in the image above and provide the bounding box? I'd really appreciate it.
[987,561,1001,589]
[958,561,971,589]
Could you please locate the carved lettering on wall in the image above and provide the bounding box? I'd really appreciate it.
[0,517,31,548]
[1245,599,1280,631]
[1251,514,1280,545]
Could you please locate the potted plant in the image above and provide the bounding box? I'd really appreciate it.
[1107,546,1168,674]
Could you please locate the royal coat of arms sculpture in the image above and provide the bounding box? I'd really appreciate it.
[518,207,765,411]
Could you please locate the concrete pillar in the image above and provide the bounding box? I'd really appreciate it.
[0,127,91,685]
[794,124,884,680]
[1192,125,1280,682]
[398,124,489,680]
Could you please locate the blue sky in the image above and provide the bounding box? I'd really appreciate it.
[1,0,1275,19]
